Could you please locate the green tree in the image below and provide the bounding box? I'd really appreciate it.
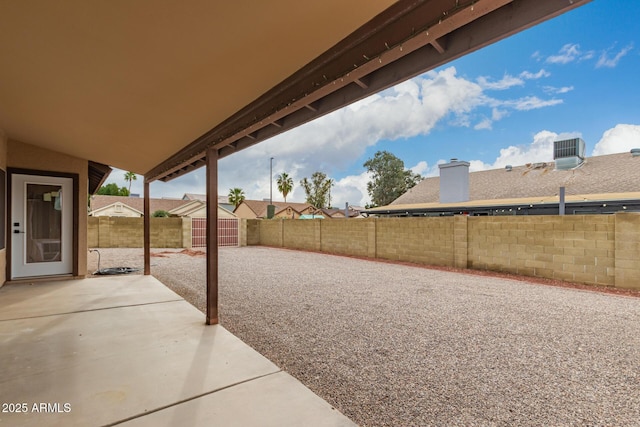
[276,172,294,202]
[364,151,422,207]
[124,171,137,194]
[97,182,129,196]
[152,210,170,217]
[300,172,333,208]
[228,187,245,209]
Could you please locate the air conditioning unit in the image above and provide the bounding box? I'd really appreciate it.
[554,138,585,170]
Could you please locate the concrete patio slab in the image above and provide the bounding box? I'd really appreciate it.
[121,371,354,427]
[0,275,181,321]
[0,276,355,426]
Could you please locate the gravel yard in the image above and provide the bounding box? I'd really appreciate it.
[88,247,640,426]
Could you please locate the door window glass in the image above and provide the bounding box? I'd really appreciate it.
[26,184,62,263]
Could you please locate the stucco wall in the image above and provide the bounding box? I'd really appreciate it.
[234,203,257,219]
[7,139,88,279]
[246,214,640,289]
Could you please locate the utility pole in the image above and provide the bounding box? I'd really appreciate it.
[267,157,275,219]
[270,157,274,205]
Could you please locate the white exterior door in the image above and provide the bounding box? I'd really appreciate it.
[11,174,73,279]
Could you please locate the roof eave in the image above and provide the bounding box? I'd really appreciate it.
[145,0,590,183]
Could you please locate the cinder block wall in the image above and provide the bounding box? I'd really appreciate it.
[376,217,455,266]
[245,213,640,289]
[259,220,283,247]
[320,219,375,257]
[246,219,260,246]
[615,213,640,288]
[284,219,320,251]
[467,216,615,286]
[87,217,185,248]
[182,218,192,248]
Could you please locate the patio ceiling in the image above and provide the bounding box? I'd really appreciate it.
[0,1,589,181]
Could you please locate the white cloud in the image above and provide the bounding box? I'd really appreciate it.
[580,50,595,61]
[546,43,581,64]
[596,44,634,68]
[492,108,508,121]
[592,124,640,156]
[474,118,493,130]
[519,69,550,80]
[330,172,371,207]
[500,96,563,111]
[473,105,509,130]
[468,159,493,172]
[410,161,430,176]
[477,74,523,90]
[543,85,574,94]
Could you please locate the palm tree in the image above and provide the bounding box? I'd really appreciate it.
[228,187,245,209]
[124,171,137,195]
[276,172,294,202]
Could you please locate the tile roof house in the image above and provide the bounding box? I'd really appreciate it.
[367,151,640,216]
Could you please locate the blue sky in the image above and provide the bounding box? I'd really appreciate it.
[116,0,640,206]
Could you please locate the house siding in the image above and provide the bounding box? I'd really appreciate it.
[234,203,258,219]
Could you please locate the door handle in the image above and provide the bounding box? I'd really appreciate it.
[13,230,25,234]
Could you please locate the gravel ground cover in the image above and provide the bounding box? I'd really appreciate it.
[88,247,640,426]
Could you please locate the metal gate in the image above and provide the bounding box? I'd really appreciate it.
[191,218,239,247]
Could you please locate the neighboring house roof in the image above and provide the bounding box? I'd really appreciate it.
[219,203,235,213]
[236,200,315,218]
[90,195,193,216]
[182,193,230,204]
[169,201,237,218]
[168,200,206,217]
[385,192,640,211]
[90,201,144,217]
[318,208,361,218]
[90,195,237,217]
[392,152,640,205]
[274,205,303,217]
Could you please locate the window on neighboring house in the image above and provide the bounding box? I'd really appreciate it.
[114,203,123,213]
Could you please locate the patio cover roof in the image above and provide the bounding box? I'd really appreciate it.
[0,0,589,182]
